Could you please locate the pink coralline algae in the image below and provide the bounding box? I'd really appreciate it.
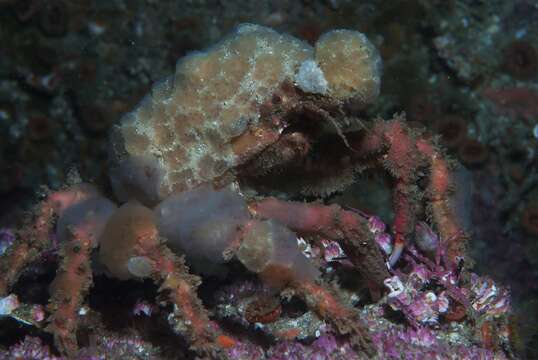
[0,337,60,360]
[0,229,15,256]
[368,217,394,258]
[470,274,511,317]
[132,299,156,317]
[224,330,360,360]
[369,326,508,360]
[75,334,160,359]
[385,275,450,327]
[267,333,359,360]
[0,334,160,360]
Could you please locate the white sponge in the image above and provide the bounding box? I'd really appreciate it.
[295,59,328,95]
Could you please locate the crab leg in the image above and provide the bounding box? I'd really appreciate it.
[234,206,377,354]
[293,279,374,356]
[416,139,467,265]
[47,225,93,356]
[0,194,56,296]
[98,201,234,356]
[351,119,424,266]
[249,198,389,295]
[0,185,98,296]
[0,242,36,296]
[349,117,466,266]
[134,243,235,354]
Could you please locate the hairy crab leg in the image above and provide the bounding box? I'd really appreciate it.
[10,184,108,355]
[0,241,36,296]
[356,119,424,267]
[0,195,55,296]
[98,201,234,357]
[47,225,94,356]
[0,185,97,296]
[249,198,389,296]
[293,279,375,356]
[350,117,467,266]
[241,200,382,354]
[135,243,236,355]
[416,139,468,265]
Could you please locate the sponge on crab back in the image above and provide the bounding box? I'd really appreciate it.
[315,30,382,103]
[109,24,382,205]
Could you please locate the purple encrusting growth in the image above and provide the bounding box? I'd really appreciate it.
[0,337,60,360]
[0,334,159,360]
[217,219,513,359]
[267,333,359,360]
[224,312,509,360]
[368,326,507,360]
[226,333,360,360]
[0,215,514,359]
[0,229,15,256]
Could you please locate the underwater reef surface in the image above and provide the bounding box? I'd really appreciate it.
[0,0,537,358]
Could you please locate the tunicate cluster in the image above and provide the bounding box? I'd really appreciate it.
[154,187,250,267]
[56,196,116,247]
[99,201,160,280]
[237,220,320,288]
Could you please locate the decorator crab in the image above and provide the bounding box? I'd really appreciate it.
[0,24,468,358]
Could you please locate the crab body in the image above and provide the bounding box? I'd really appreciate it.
[0,24,468,358]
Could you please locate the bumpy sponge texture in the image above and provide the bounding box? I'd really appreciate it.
[110,24,312,202]
[109,24,381,204]
[315,30,382,102]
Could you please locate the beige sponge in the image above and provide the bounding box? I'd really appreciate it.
[109,24,381,204]
[315,30,382,102]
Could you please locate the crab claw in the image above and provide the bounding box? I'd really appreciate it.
[388,233,405,267]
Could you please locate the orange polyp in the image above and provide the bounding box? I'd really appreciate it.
[277,327,301,340]
[216,334,236,349]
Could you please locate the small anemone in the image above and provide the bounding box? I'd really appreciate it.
[434,115,468,150]
[457,138,488,168]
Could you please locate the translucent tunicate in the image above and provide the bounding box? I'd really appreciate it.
[154,187,250,266]
[56,196,117,247]
[99,201,159,280]
[109,155,165,207]
[237,220,319,287]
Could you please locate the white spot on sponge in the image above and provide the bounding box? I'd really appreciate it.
[295,59,328,95]
[0,294,19,316]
